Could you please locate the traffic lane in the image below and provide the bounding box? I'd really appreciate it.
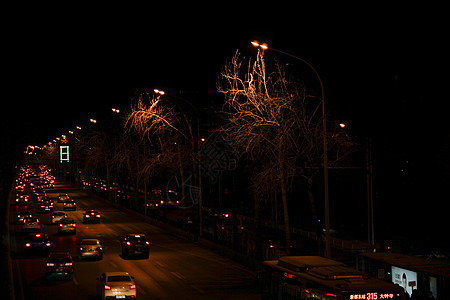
[69,183,260,299]
[18,182,260,299]
[10,209,87,299]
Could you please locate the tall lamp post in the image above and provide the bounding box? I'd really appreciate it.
[252,41,331,258]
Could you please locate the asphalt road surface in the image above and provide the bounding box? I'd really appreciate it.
[9,181,260,299]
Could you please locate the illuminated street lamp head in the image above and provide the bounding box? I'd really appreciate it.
[90,119,97,124]
[154,89,165,95]
[339,123,346,128]
[251,40,268,50]
[112,108,120,113]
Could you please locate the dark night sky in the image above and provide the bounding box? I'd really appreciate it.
[2,5,448,246]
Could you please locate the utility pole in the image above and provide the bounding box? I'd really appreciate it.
[366,138,375,244]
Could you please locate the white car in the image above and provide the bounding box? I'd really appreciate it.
[57,219,76,234]
[78,239,103,260]
[22,217,41,232]
[96,272,136,299]
[50,212,67,224]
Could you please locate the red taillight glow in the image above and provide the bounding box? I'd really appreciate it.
[35,234,41,237]
[64,262,73,266]
[96,214,101,218]
[130,284,136,289]
[85,215,90,218]
[325,293,337,298]
[104,285,111,290]
[25,243,31,247]
[46,243,51,247]
[126,241,131,246]
[72,223,76,227]
[47,263,55,267]
[145,241,149,245]
[59,224,63,227]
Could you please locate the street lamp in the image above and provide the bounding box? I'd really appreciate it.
[90,119,97,124]
[252,40,331,258]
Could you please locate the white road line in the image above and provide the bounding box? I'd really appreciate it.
[109,261,118,268]
[138,287,147,295]
[170,271,185,280]
[73,276,79,285]
[153,260,166,268]
[190,284,205,294]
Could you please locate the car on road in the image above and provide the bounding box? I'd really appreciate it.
[24,233,51,254]
[45,252,73,279]
[17,211,33,223]
[83,210,101,223]
[78,238,103,260]
[96,272,136,299]
[38,200,54,213]
[121,234,150,259]
[63,200,77,211]
[22,217,41,232]
[57,218,76,234]
[50,211,67,224]
[15,193,30,205]
[57,193,70,203]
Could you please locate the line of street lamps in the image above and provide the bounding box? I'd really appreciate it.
[36,41,337,258]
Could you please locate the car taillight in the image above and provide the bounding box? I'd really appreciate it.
[72,223,76,227]
[85,215,89,218]
[64,262,73,266]
[80,247,84,251]
[46,243,51,247]
[96,214,101,218]
[59,224,63,227]
[47,263,55,266]
[130,284,136,289]
[145,241,149,245]
[126,241,131,246]
[105,285,111,290]
[25,243,31,247]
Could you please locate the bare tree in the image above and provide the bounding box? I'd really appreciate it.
[218,50,357,250]
[125,90,196,205]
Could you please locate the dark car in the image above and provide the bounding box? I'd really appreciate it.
[24,233,51,254]
[38,200,54,213]
[82,210,101,223]
[57,193,69,203]
[121,234,150,259]
[15,193,30,205]
[45,252,74,279]
[63,200,76,211]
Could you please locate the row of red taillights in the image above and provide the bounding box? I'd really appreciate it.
[46,262,73,266]
[104,284,135,290]
[25,242,51,247]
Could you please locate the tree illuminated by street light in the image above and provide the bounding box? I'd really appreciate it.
[218,50,357,251]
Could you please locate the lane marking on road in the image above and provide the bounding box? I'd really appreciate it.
[138,287,147,295]
[170,271,185,280]
[109,261,118,268]
[190,284,205,294]
[153,260,166,268]
[73,277,79,285]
